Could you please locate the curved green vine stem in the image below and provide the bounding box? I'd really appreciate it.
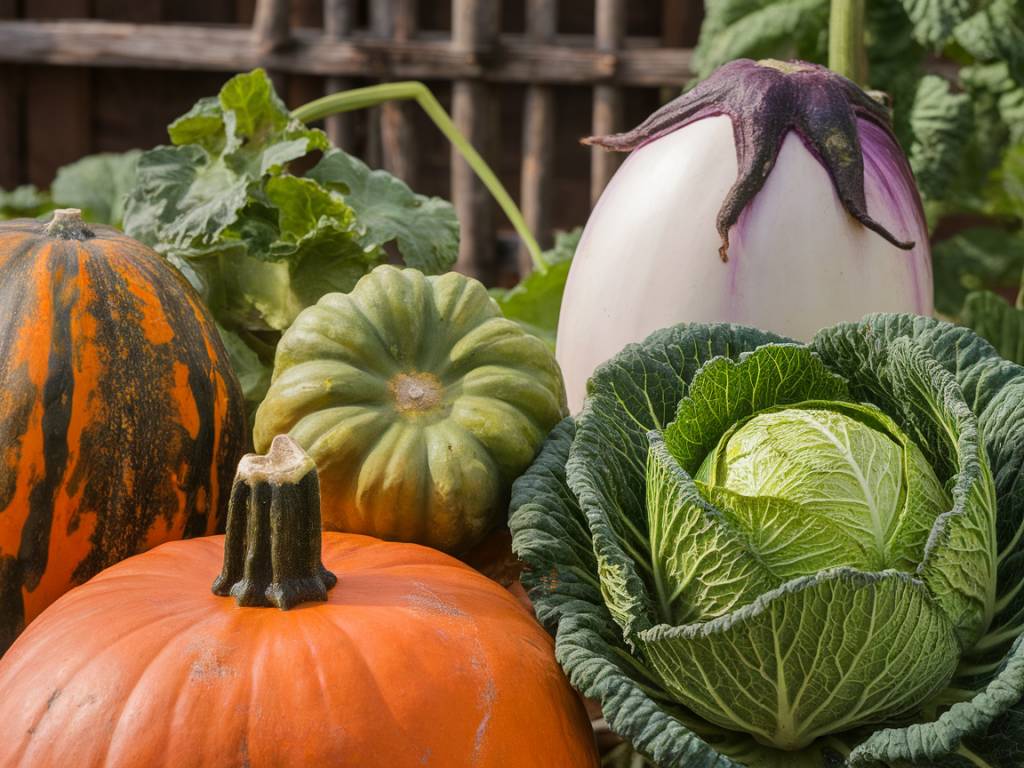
[293,81,546,273]
[828,0,868,86]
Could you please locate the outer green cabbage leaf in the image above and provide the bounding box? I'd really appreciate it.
[565,324,787,643]
[640,566,960,752]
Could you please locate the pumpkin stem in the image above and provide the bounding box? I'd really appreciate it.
[212,435,337,609]
[45,209,94,241]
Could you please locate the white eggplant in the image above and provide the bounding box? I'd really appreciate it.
[556,59,932,412]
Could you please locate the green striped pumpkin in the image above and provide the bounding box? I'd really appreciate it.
[254,265,567,553]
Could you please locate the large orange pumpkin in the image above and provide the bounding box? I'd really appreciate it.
[0,209,247,653]
[0,436,599,767]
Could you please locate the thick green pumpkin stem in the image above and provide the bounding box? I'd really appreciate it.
[212,435,337,609]
[45,209,94,241]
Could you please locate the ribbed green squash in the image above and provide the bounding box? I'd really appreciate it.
[254,265,567,553]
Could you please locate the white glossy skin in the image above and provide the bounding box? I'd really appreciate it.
[556,115,933,413]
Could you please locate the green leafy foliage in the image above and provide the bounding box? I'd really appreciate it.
[908,75,972,202]
[511,314,1024,767]
[954,0,1024,84]
[51,151,141,225]
[491,228,581,347]
[961,290,1024,363]
[119,69,459,414]
[937,139,1024,354]
[899,0,973,47]
[0,185,52,219]
[0,151,140,225]
[308,150,459,275]
[991,139,1024,217]
[692,0,830,79]
[932,226,1024,316]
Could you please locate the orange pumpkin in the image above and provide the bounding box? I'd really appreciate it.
[0,437,599,767]
[0,209,247,653]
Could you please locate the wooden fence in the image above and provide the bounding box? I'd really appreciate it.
[0,0,700,282]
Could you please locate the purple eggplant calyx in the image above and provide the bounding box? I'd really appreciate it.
[583,58,915,261]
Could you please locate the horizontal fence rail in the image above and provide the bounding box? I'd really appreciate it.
[0,1,698,283]
[0,21,693,85]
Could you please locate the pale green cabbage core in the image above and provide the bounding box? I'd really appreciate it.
[696,405,952,582]
[644,398,968,750]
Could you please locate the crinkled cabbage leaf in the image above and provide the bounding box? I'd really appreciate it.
[511,315,1024,767]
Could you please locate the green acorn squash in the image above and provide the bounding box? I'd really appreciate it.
[254,265,566,553]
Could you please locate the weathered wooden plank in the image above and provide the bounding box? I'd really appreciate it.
[0,21,694,86]
[0,0,19,189]
[373,0,418,185]
[323,0,355,149]
[92,0,169,164]
[662,0,703,47]
[518,0,557,274]
[23,0,92,188]
[590,0,625,206]
[252,0,290,54]
[252,0,290,95]
[286,0,325,147]
[94,0,162,22]
[164,0,238,23]
[661,0,702,102]
[451,0,500,281]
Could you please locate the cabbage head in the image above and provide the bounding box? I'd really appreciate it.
[510,316,1024,767]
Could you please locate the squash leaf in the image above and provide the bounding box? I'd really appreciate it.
[308,149,459,275]
[0,185,52,219]
[932,227,1024,317]
[491,228,581,347]
[50,151,141,226]
[121,69,460,418]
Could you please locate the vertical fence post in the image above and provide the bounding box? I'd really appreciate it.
[451,0,501,282]
[323,0,354,149]
[590,0,625,206]
[661,0,702,101]
[253,0,291,53]
[518,0,557,276]
[0,0,19,189]
[252,0,290,94]
[23,0,92,188]
[373,0,418,185]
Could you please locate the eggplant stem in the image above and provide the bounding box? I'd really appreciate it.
[829,0,868,85]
